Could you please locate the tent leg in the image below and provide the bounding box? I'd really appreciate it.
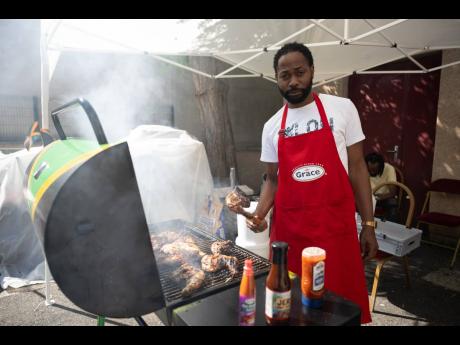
[44,259,55,306]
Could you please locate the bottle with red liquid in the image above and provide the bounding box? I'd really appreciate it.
[265,241,291,325]
[239,259,256,326]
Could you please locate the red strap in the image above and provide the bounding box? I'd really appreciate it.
[279,93,331,137]
[313,93,330,131]
[279,103,289,137]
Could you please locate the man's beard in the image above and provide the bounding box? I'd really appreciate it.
[279,80,313,105]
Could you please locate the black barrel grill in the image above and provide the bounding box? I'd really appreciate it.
[29,98,271,325]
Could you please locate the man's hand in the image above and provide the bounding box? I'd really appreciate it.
[227,200,268,233]
[360,226,379,261]
[226,201,244,214]
[246,215,268,233]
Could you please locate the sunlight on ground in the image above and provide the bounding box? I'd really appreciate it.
[421,268,460,293]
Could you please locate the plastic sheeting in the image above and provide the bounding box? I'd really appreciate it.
[0,126,215,288]
[127,125,214,227]
[0,147,45,289]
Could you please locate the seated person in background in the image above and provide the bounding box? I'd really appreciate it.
[365,152,398,221]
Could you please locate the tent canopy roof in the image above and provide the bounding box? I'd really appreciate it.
[43,19,460,86]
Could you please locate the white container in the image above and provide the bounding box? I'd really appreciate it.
[356,215,422,257]
[235,238,270,259]
[235,201,271,259]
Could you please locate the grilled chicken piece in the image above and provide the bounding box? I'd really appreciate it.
[161,241,206,258]
[225,186,251,208]
[201,254,239,277]
[171,263,206,297]
[150,231,182,251]
[181,235,197,244]
[156,253,184,267]
[211,240,233,255]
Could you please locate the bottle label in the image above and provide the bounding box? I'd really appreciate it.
[265,288,291,319]
[239,296,256,326]
[312,261,325,292]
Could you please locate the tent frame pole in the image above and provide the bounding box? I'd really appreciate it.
[309,19,345,41]
[215,39,339,56]
[44,259,55,306]
[428,60,460,72]
[215,20,325,78]
[344,19,349,40]
[347,19,408,43]
[40,21,50,130]
[363,19,428,72]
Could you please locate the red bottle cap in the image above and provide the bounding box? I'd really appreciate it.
[244,259,253,275]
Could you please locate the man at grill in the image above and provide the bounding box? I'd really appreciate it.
[227,42,377,324]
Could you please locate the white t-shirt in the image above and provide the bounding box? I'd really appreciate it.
[260,93,365,173]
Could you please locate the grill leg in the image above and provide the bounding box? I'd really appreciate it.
[134,316,148,326]
[97,316,105,326]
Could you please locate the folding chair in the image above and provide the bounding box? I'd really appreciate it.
[368,181,415,313]
[416,179,460,269]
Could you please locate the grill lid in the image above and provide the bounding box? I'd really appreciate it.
[43,142,166,318]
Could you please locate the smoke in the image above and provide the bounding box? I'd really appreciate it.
[0,20,41,98]
[49,51,217,230]
[49,51,170,143]
[0,20,41,144]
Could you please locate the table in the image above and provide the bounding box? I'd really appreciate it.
[158,276,361,326]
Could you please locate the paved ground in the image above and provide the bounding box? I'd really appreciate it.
[1,242,459,326]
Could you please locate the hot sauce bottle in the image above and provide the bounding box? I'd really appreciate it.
[301,247,326,308]
[265,241,291,325]
[239,259,256,326]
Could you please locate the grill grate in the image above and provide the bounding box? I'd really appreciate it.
[150,222,271,308]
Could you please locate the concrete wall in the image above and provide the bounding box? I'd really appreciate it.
[429,49,460,243]
[168,58,284,193]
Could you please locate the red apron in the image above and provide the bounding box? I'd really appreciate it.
[270,93,371,324]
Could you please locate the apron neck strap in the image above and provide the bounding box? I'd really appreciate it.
[279,93,330,136]
[313,93,331,131]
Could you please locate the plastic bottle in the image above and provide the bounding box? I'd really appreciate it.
[265,241,291,325]
[239,259,256,326]
[301,247,326,308]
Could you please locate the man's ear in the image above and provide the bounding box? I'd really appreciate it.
[311,65,315,79]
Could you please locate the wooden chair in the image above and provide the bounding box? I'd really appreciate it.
[368,181,415,313]
[416,179,460,269]
[373,165,403,221]
[393,166,405,214]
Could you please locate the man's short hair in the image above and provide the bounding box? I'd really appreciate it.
[273,42,314,74]
[365,152,385,176]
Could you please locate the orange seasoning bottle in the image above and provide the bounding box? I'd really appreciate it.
[239,259,256,326]
[301,247,326,308]
[265,241,291,325]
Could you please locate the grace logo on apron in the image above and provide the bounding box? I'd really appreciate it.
[292,164,325,182]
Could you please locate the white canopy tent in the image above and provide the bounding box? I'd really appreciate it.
[40,19,460,128]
